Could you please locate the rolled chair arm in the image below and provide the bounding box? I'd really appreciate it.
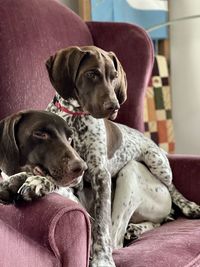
[0,193,91,267]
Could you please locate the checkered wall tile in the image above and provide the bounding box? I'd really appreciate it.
[144,55,175,153]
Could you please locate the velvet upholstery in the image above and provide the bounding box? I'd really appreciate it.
[113,218,200,267]
[0,194,90,267]
[0,0,93,120]
[0,0,153,133]
[0,0,200,267]
[168,154,200,204]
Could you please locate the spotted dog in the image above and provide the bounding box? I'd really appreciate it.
[45,45,200,267]
[0,110,87,204]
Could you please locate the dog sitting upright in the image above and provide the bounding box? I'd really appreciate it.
[45,46,200,267]
[0,110,87,203]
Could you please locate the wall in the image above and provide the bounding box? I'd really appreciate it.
[169,0,200,154]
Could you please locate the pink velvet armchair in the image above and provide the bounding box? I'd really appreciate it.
[0,0,200,266]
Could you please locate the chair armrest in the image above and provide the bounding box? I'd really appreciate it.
[168,154,200,204]
[0,193,91,267]
[86,21,154,131]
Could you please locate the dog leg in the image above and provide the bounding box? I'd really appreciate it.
[124,222,160,241]
[111,162,141,249]
[112,160,171,249]
[18,175,57,201]
[88,167,115,267]
[0,172,29,204]
[169,184,200,218]
[142,141,172,187]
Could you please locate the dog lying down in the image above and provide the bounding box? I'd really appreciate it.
[0,109,200,267]
[0,110,87,203]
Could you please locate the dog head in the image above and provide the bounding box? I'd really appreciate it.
[0,110,87,186]
[46,46,127,120]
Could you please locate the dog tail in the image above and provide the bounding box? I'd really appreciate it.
[168,183,200,219]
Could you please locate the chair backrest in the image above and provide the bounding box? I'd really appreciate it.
[0,0,93,120]
[0,0,153,132]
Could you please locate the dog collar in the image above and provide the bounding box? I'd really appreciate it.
[54,100,89,116]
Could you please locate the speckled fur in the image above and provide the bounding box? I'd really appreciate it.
[44,45,200,266]
[0,172,57,204]
[46,94,176,266]
[46,93,200,266]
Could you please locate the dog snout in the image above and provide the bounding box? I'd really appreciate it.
[103,101,120,112]
[68,159,87,176]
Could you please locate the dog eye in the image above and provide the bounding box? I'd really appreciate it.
[86,71,98,80]
[33,131,50,140]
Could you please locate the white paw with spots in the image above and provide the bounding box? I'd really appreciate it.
[18,175,56,201]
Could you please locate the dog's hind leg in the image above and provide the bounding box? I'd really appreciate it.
[111,160,171,249]
[124,221,160,241]
[142,141,173,187]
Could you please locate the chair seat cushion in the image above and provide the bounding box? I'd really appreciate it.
[113,218,200,267]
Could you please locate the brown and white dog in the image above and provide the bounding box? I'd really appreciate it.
[0,47,199,267]
[0,110,87,203]
[45,46,200,267]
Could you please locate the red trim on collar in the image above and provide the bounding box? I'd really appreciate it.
[54,101,89,116]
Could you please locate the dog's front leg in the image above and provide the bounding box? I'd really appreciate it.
[88,166,115,267]
[18,175,57,201]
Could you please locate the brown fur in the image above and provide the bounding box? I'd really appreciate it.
[46,45,127,120]
[0,110,87,186]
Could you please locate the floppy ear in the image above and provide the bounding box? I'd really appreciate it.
[0,113,22,176]
[46,46,88,100]
[108,52,127,105]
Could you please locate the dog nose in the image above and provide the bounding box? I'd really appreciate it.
[103,101,120,111]
[68,159,87,176]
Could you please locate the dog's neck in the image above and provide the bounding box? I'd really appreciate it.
[53,94,88,116]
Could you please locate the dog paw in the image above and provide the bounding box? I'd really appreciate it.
[0,172,29,204]
[18,175,57,201]
[124,224,141,240]
[182,201,200,219]
[124,222,160,241]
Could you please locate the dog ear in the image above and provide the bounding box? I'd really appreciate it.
[46,47,88,100]
[46,54,56,81]
[108,52,127,105]
[0,113,22,176]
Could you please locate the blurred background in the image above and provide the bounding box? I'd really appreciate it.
[60,0,200,155]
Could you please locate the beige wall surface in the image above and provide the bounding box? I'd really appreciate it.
[170,0,200,154]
